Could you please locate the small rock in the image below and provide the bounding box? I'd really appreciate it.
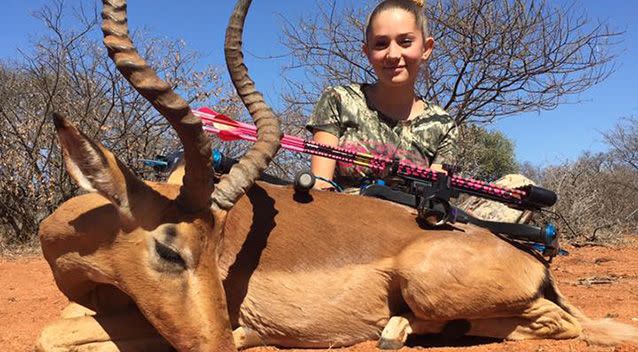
[632,317,638,322]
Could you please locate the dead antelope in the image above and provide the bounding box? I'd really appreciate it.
[37,0,638,351]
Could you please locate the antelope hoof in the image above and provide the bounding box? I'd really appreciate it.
[378,316,413,350]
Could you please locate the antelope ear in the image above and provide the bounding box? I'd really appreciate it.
[53,113,150,216]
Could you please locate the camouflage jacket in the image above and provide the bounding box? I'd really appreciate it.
[306,83,458,186]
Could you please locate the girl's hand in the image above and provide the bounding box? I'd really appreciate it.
[430,163,447,174]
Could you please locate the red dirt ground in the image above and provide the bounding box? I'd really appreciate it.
[2,241,637,352]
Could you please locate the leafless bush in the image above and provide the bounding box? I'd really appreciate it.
[534,152,638,244]
[0,1,239,250]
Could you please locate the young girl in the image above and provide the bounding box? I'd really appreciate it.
[306,0,458,190]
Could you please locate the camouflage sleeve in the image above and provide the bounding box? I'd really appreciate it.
[305,87,342,137]
[432,119,459,165]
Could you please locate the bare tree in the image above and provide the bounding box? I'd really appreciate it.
[0,1,239,249]
[603,116,638,172]
[280,0,621,125]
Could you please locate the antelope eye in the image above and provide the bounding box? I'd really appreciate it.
[154,239,186,270]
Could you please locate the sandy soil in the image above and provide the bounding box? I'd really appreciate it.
[2,242,637,352]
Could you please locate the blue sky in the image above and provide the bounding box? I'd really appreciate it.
[1,0,636,166]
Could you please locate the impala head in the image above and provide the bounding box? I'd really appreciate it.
[45,0,279,350]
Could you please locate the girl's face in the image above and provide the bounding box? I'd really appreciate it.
[363,8,434,88]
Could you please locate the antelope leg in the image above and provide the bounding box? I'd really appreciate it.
[466,298,581,340]
[37,309,173,352]
[60,302,96,319]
